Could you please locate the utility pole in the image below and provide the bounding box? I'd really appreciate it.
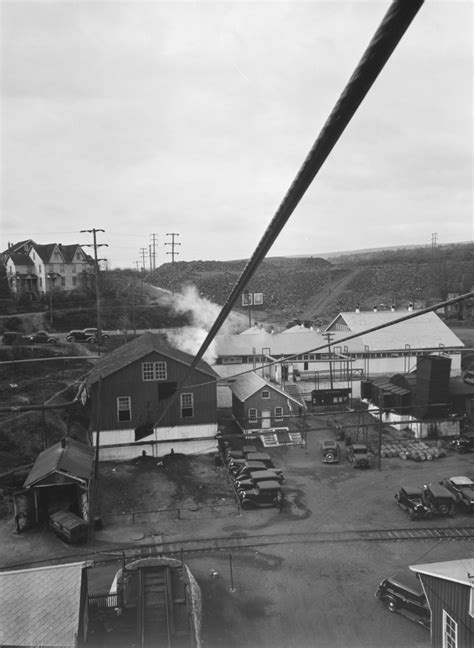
[150,233,159,271]
[324,331,335,390]
[165,232,181,294]
[140,247,147,273]
[81,228,108,355]
[134,260,139,272]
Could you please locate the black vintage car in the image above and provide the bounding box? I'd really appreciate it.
[394,485,433,520]
[320,440,340,463]
[235,469,284,490]
[238,481,283,510]
[439,476,474,512]
[376,572,430,629]
[422,483,456,517]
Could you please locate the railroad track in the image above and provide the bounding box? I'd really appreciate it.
[3,526,474,571]
[101,525,474,562]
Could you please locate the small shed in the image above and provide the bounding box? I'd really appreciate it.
[0,561,88,647]
[14,437,94,530]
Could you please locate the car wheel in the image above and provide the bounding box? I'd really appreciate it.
[325,453,335,462]
[386,597,398,613]
[439,504,449,515]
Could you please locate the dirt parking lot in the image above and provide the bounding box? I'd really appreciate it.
[2,413,474,648]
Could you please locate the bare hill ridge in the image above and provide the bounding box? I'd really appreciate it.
[149,244,474,325]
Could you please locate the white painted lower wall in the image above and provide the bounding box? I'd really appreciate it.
[363,400,460,439]
[92,424,218,461]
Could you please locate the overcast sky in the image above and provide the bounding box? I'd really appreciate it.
[1,1,472,269]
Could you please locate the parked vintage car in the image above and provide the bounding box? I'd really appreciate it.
[347,443,370,468]
[232,460,269,479]
[2,331,24,345]
[439,476,474,512]
[375,572,430,628]
[450,435,474,453]
[394,485,433,520]
[320,440,340,463]
[49,510,89,543]
[238,481,283,510]
[66,328,110,343]
[23,331,58,344]
[235,469,284,490]
[422,483,456,516]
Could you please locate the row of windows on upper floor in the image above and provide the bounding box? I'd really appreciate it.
[221,350,460,364]
[117,392,194,422]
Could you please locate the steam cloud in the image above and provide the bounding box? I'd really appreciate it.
[160,285,244,364]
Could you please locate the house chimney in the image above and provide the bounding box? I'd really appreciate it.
[355,306,360,313]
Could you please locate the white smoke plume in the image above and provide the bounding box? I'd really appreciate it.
[160,285,244,364]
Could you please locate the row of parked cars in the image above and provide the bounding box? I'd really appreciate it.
[395,475,474,520]
[2,328,109,345]
[222,444,284,510]
[320,439,371,468]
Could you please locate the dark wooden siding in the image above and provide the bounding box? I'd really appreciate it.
[233,386,295,430]
[419,574,474,648]
[90,351,217,430]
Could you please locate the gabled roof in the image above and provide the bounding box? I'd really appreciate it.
[59,244,79,263]
[0,561,86,647]
[87,332,218,386]
[228,372,302,407]
[32,242,63,263]
[324,311,464,351]
[6,252,33,266]
[24,437,94,487]
[1,239,35,256]
[411,558,474,588]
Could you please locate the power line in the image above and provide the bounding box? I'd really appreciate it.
[80,228,108,354]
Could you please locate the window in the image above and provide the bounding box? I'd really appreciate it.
[261,390,270,399]
[275,407,283,421]
[72,276,77,286]
[39,278,43,287]
[253,292,264,305]
[39,264,42,272]
[61,277,66,286]
[142,361,167,381]
[222,356,241,364]
[117,396,131,422]
[181,393,194,417]
[248,408,257,423]
[443,610,457,648]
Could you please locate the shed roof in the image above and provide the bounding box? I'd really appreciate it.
[0,561,86,647]
[228,372,302,407]
[24,438,94,488]
[87,332,218,386]
[410,558,474,588]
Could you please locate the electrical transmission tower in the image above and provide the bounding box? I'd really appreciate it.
[165,232,181,294]
[80,228,108,354]
[140,247,147,273]
[150,233,159,271]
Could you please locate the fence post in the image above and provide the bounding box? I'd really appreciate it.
[177,508,181,520]
[229,553,236,592]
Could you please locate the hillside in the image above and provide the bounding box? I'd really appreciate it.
[147,244,474,326]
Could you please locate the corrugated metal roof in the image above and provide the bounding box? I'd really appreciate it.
[87,332,218,386]
[0,561,85,647]
[24,438,94,487]
[228,372,302,407]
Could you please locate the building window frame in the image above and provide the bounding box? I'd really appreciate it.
[261,390,270,399]
[117,396,131,422]
[442,610,458,648]
[274,406,283,421]
[248,408,258,423]
[180,392,194,418]
[142,361,167,381]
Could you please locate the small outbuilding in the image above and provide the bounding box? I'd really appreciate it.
[14,437,94,531]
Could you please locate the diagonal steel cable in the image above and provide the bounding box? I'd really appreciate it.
[154,0,425,427]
